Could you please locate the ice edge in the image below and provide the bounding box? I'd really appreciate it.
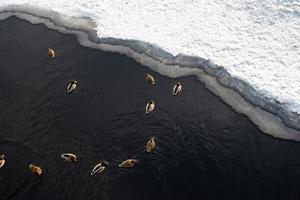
[1,5,300,141]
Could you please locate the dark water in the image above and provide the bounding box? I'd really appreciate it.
[1,17,300,200]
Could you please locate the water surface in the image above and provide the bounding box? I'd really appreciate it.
[0,17,300,200]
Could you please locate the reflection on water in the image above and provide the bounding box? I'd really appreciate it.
[0,17,300,200]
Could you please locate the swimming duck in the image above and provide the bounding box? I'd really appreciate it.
[47,48,55,58]
[118,159,138,168]
[90,161,109,176]
[173,82,182,96]
[0,155,6,168]
[145,74,155,85]
[145,100,155,115]
[29,164,43,176]
[91,163,105,175]
[67,80,78,94]
[61,153,77,163]
[146,137,156,152]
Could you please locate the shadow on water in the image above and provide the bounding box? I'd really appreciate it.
[0,17,300,200]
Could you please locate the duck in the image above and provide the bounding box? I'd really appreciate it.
[47,48,55,58]
[118,159,138,168]
[0,155,6,168]
[145,74,155,85]
[145,100,155,115]
[29,164,43,176]
[173,82,182,96]
[90,161,109,176]
[146,137,156,152]
[61,153,77,163]
[91,164,105,175]
[67,80,78,94]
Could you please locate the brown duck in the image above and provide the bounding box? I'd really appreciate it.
[146,137,156,152]
[118,159,138,168]
[29,164,43,176]
[145,74,155,85]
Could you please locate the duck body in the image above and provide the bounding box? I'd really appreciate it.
[91,161,109,175]
[145,74,155,85]
[67,80,78,94]
[118,159,138,168]
[47,48,55,58]
[29,164,43,176]
[61,153,77,162]
[146,137,156,152]
[173,82,182,96]
[0,155,6,168]
[91,164,105,175]
[145,100,155,115]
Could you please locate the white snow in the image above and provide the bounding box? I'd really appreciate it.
[1,0,300,113]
